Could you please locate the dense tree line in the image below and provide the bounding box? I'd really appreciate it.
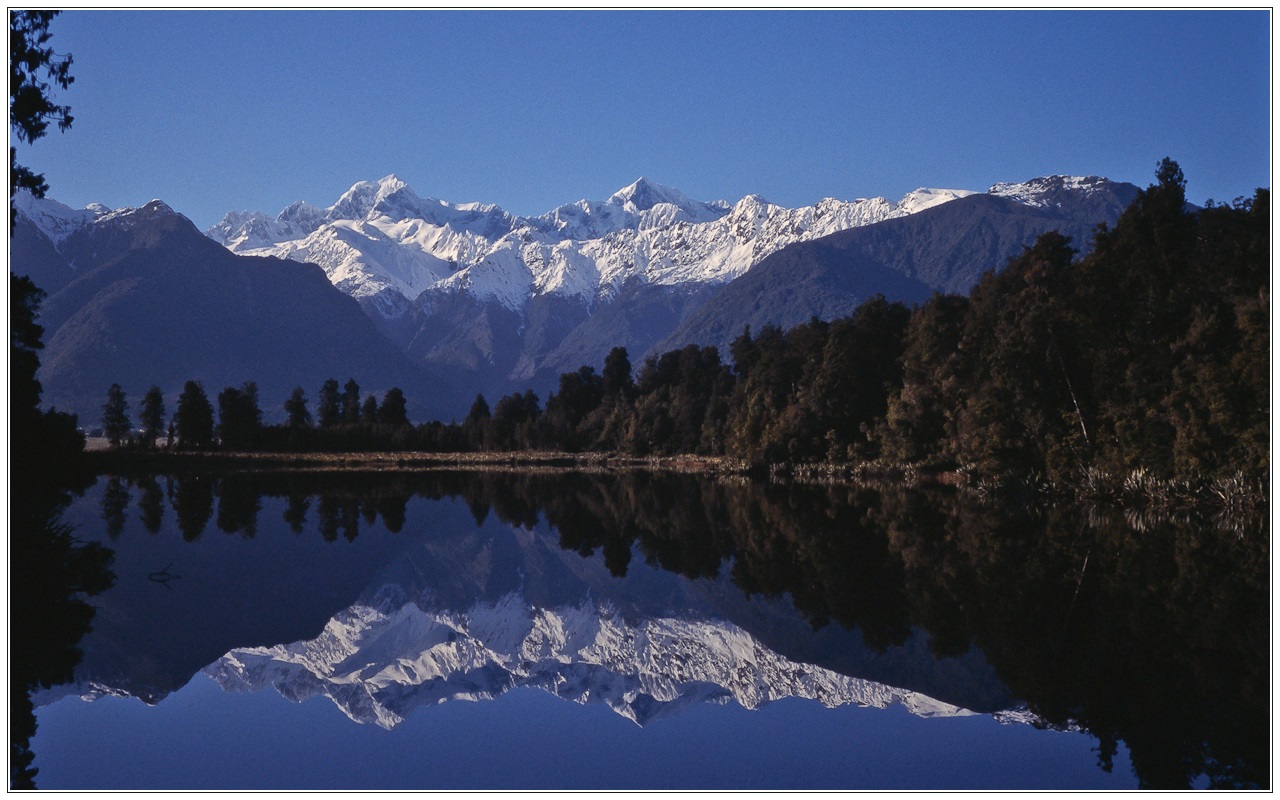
[99,377,415,452]
[876,160,1268,483]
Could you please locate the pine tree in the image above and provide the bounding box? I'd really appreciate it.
[139,386,165,448]
[175,381,214,449]
[465,393,491,450]
[217,382,262,450]
[10,10,74,224]
[602,346,635,402]
[379,388,408,427]
[360,394,379,425]
[101,383,130,447]
[342,378,361,425]
[317,378,340,428]
[284,386,311,429]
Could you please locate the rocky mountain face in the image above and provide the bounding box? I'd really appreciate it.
[10,191,453,424]
[653,180,1141,358]
[204,174,1135,409]
[207,176,964,324]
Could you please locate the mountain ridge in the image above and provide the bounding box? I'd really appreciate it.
[200,176,980,318]
[15,172,1140,419]
[651,182,1141,358]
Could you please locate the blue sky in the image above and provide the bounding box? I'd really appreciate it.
[13,9,1271,230]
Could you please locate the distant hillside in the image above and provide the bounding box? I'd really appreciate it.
[12,195,453,425]
[653,180,1140,359]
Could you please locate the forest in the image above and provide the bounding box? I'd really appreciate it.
[81,161,1268,499]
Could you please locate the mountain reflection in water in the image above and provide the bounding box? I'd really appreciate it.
[207,587,979,730]
[32,469,1269,789]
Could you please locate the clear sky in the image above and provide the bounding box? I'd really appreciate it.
[12,8,1272,231]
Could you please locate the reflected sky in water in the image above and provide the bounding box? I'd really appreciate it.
[35,673,1133,790]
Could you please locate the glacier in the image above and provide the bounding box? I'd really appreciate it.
[203,175,980,318]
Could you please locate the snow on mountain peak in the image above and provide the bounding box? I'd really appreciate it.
[987,175,1109,208]
[727,194,773,235]
[327,174,418,222]
[200,171,1122,326]
[277,199,324,225]
[11,189,108,244]
[732,193,771,211]
[532,179,723,242]
[609,177,694,213]
[95,199,179,226]
[895,187,976,215]
[435,245,533,311]
[378,173,408,193]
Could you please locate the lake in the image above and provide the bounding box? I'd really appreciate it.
[14,469,1268,789]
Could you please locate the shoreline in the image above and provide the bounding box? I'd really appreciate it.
[83,448,747,475]
[82,447,1267,527]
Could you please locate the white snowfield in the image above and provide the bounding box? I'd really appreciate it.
[201,175,988,317]
[202,589,979,729]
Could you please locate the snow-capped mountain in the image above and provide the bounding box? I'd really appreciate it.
[534,177,731,240]
[205,175,519,321]
[14,173,1139,420]
[12,190,112,246]
[988,174,1117,209]
[206,176,975,320]
[12,190,176,248]
[18,175,1132,326]
[204,587,976,730]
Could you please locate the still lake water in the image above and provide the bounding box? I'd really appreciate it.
[18,470,1268,789]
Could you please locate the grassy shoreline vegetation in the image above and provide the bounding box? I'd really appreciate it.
[77,162,1268,527]
[84,448,743,475]
[82,446,1266,530]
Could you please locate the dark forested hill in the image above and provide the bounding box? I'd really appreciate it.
[440,162,1264,486]
[13,201,453,424]
[654,181,1139,358]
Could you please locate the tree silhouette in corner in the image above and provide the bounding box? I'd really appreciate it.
[10,10,74,225]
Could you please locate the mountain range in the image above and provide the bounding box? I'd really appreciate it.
[12,173,1139,423]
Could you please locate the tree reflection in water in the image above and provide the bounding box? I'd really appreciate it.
[135,475,166,534]
[12,473,115,789]
[173,474,214,541]
[85,468,1268,789]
